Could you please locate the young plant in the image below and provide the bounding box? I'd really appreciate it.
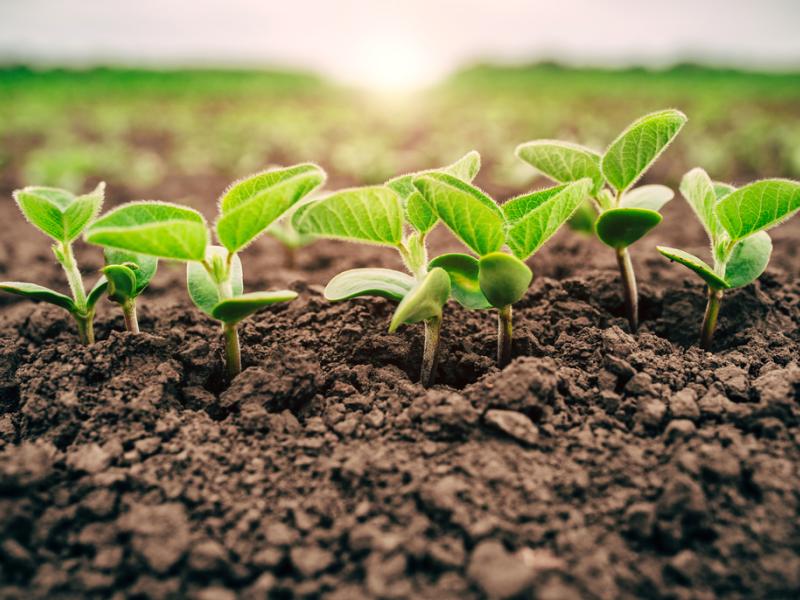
[412,174,592,366]
[0,183,108,343]
[657,169,800,349]
[101,248,158,333]
[293,152,482,387]
[266,215,316,269]
[516,109,687,331]
[85,164,326,378]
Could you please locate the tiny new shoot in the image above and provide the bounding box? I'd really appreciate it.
[0,184,108,344]
[293,152,481,387]
[413,173,592,366]
[516,109,687,331]
[86,164,325,379]
[657,168,800,349]
[102,249,158,333]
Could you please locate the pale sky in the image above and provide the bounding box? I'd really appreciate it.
[1,0,799,88]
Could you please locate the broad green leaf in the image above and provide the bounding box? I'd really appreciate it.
[656,246,729,290]
[101,264,137,303]
[389,267,451,332]
[86,276,109,311]
[86,201,209,261]
[293,186,403,247]
[595,207,662,249]
[413,173,504,256]
[568,200,598,235]
[502,184,567,224]
[724,231,772,289]
[187,246,243,317]
[515,140,604,194]
[715,179,800,241]
[506,179,592,259]
[478,252,533,308]
[211,291,297,324]
[679,167,720,240]
[324,268,415,302]
[404,193,439,235]
[13,183,104,242]
[0,281,75,311]
[620,184,674,211]
[429,253,491,310]
[216,163,325,253]
[601,110,687,193]
[104,248,158,294]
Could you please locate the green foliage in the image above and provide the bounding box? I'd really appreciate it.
[619,185,674,211]
[477,253,533,308]
[723,231,773,288]
[103,248,158,302]
[515,141,603,194]
[211,291,298,324]
[428,253,491,310]
[13,183,104,242]
[655,247,729,289]
[0,282,76,311]
[324,268,415,302]
[679,167,721,239]
[715,179,800,241]
[187,246,244,316]
[595,208,663,249]
[389,268,451,332]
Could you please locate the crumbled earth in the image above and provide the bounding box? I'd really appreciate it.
[0,172,799,598]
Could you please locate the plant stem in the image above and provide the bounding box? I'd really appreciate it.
[615,246,639,332]
[223,322,242,379]
[283,245,297,269]
[74,313,95,345]
[420,316,442,388]
[122,300,140,334]
[59,242,87,311]
[700,287,724,351]
[497,304,513,367]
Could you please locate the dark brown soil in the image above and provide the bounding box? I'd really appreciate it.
[1,171,799,599]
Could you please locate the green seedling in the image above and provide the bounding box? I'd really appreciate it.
[516,109,687,331]
[0,183,108,343]
[101,248,158,333]
[85,164,326,379]
[657,168,800,349]
[293,152,482,387]
[413,173,592,366]
[267,214,316,269]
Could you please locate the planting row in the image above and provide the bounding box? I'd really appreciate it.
[2,110,799,386]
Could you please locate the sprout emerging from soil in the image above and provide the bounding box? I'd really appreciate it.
[516,109,687,332]
[0,183,108,343]
[85,164,326,379]
[413,174,591,366]
[101,249,158,333]
[657,168,800,349]
[293,152,483,387]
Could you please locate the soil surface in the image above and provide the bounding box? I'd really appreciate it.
[1,171,799,599]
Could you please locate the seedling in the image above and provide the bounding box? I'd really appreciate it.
[657,169,800,349]
[267,214,315,269]
[102,248,158,333]
[293,152,482,387]
[516,109,687,331]
[0,184,108,343]
[85,164,326,378]
[412,174,592,366]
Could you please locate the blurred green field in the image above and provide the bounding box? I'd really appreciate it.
[1,64,799,198]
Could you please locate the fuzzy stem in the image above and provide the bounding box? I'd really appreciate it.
[223,322,242,379]
[615,246,639,332]
[59,242,87,311]
[420,316,442,388]
[497,304,513,367]
[74,313,95,345]
[700,288,724,351]
[122,300,140,334]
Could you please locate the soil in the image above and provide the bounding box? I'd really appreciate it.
[1,170,799,600]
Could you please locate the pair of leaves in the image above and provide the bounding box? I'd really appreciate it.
[14,183,105,243]
[188,246,296,324]
[0,277,108,316]
[102,248,158,304]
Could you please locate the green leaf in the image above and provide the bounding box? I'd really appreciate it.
[215,163,325,253]
[620,184,674,211]
[715,179,800,241]
[389,268,451,332]
[724,231,772,289]
[187,246,243,317]
[86,276,109,311]
[413,173,504,256]
[656,246,729,290]
[104,248,158,294]
[101,264,138,303]
[505,179,593,259]
[86,201,209,261]
[293,186,404,247]
[478,252,533,308]
[679,167,721,240]
[429,253,491,310]
[601,109,687,193]
[324,268,415,302]
[515,140,603,194]
[595,207,662,249]
[502,184,567,224]
[0,281,75,311]
[211,291,297,324]
[13,183,104,242]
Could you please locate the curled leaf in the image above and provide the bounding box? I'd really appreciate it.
[187,246,243,317]
[656,246,729,290]
[429,253,491,310]
[324,268,415,302]
[389,268,451,332]
[478,252,533,308]
[0,281,75,312]
[211,291,297,324]
[724,231,772,289]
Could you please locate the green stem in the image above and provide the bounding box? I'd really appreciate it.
[497,304,513,367]
[59,242,87,311]
[615,246,639,332]
[74,312,95,345]
[223,322,242,379]
[700,288,724,351]
[420,316,442,388]
[122,300,140,334]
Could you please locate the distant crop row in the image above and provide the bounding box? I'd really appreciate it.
[2,111,799,386]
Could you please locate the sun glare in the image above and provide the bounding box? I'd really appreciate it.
[348,35,436,92]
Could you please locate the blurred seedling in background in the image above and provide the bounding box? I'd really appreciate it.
[413,173,591,366]
[85,164,326,379]
[266,207,317,269]
[658,169,800,349]
[293,152,482,387]
[101,249,158,333]
[0,184,108,343]
[516,109,687,331]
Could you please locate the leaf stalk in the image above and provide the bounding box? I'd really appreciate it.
[58,242,87,311]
